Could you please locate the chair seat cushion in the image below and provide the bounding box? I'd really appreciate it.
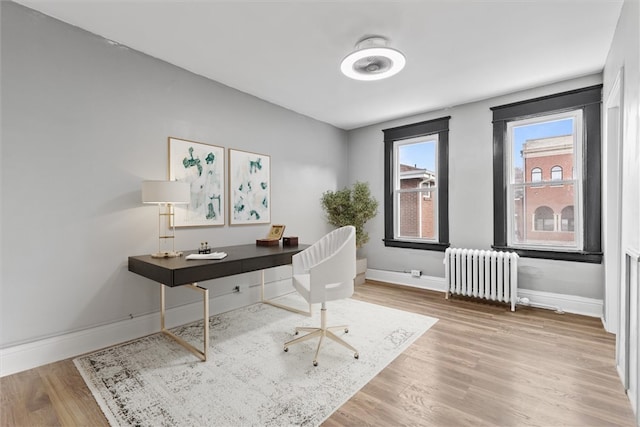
[293,273,353,304]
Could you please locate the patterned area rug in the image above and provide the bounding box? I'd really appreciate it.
[74,294,438,426]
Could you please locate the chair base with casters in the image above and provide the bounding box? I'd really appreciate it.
[283,302,359,366]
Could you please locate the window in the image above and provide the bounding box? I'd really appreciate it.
[534,206,555,231]
[561,205,574,231]
[531,167,542,183]
[551,166,563,181]
[492,85,602,263]
[508,110,582,248]
[383,116,450,250]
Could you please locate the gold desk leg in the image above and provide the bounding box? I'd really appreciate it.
[160,283,209,361]
[260,269,312,317]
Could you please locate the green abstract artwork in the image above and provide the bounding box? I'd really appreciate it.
[229,149,270,225]
[169,137,225,226]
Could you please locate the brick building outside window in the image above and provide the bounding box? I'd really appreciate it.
[398,164,436,239]
[513,134,575,245]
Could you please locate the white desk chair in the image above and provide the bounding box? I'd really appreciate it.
[283,225,359,366]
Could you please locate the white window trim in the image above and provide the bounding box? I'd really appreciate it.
[505,110,584,251]
[393,135,439,243]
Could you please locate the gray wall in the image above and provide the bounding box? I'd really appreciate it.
[0,2,347,347]
[348,74,605,300]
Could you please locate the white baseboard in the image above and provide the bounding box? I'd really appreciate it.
[0,279,294,378]
[366,269,447,291]
[1,268,605,377]
[365,269,603,318]
[516,288,603,318]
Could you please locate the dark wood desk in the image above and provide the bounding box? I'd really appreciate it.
[128,243,309,361]
[129,243,308,287]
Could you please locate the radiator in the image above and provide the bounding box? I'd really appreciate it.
[444,248,519,311]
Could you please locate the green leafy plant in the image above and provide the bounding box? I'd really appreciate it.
[321,181,379,248]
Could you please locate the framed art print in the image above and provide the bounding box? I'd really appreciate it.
[229,149,270,225]
[169,137,225,227]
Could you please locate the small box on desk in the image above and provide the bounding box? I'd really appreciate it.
[283,236,298,247]
[256,239,280,247]
[256,224,286,247]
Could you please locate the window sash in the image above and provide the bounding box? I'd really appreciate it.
[393,136,439,242]
[505,110,584,251]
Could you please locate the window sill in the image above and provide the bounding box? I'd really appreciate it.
[383,239,450,251]
[492,245,602,263]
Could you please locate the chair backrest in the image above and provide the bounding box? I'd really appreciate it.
[293,226,356,303]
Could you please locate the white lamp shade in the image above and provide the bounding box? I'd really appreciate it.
[141,181,190,204]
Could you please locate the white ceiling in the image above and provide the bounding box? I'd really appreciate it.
[14,0,623,130]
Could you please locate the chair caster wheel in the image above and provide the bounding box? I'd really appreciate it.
[354,353,359,359]
[344,328,349,333]
[284,347,288,352]
[313,360,318,367]
[294,331,299,336]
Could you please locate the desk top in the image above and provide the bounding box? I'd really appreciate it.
[128,243,308,287]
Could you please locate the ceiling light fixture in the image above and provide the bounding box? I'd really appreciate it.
[340,36,406,81]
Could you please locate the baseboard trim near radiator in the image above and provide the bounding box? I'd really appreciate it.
[516,288,603,318]
[366,269,447,291]
[365,269,602,318]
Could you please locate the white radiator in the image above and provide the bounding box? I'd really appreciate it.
[444,248,519,311]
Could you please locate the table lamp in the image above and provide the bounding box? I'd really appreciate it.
[142,180,190,258]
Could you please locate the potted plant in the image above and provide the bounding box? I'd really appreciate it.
[321,181,378,284]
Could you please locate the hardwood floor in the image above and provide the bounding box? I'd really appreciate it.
[1,281,636,426]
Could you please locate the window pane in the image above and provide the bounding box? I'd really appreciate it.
[395,138,437,241]
[551,166,563,181]
[396,191,436,239]
[509,114,580,249]
[561,205,574,231]
[531,167,542,182]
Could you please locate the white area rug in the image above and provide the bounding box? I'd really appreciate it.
[74,294,438,426]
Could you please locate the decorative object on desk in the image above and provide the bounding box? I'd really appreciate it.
[198,242,211,254]
[229,149,270,225]
[185,252,227,260]
[267,224,285,240]
[169,137,225,227]
[283,236,298,247]
[256,224,285,246]
[74,293,437,427]
[141,180,190,258]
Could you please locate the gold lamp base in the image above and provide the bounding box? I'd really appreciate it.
[151,251,183,258]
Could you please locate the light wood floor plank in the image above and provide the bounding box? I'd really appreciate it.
[0,280,636,426]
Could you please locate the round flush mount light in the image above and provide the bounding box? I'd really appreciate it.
[340,36,406,81]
